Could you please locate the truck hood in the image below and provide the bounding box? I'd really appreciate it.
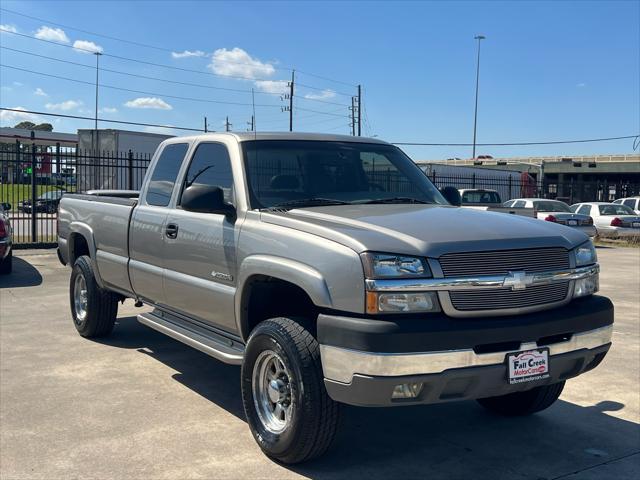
[260,204,588,257]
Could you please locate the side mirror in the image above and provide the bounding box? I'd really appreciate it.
[181,185,235,217]
[440,186,461,206]
[0,202,11,211]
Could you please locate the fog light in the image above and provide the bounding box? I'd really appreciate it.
[378,292,439,312]
[392,382,423,399]
[574,274,599,298]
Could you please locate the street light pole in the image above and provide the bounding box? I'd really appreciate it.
[472,35,485,160]
[94,51,102,131]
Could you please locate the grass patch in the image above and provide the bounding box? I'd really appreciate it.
[594,236,640,248]
[0,184,71,209]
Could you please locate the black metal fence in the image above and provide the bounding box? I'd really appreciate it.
[1,144,638,247]
[0,145,150,247]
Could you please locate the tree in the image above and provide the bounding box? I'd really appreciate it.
[12,121,53,132]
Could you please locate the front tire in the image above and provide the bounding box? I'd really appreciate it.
[241,317,340,464]
[70,255,118,338]
[477,381,565,416]
[0,250,12,274]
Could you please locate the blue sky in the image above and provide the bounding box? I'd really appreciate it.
[0,0,638,160]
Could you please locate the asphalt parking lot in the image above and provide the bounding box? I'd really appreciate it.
[1,247,638,479]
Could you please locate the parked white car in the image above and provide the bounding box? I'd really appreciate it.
[504,198,596,237]
[612,196,640,214]
[570,202,640,238]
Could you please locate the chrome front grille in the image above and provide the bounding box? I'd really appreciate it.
[449,282,570,311]
[438,248,570,277]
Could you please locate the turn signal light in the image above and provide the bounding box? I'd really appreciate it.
[610,217,623,227]
[545,215,557,222]
[0,220,6,237]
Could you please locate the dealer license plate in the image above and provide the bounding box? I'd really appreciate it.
[632,222,640,228]
[507,348,550,384]
[567,220,578,226]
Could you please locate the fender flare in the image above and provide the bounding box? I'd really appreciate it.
[235,255,333,340]
[68,222,105,288]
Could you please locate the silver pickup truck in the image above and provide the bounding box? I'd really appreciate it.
[58,133,613,464]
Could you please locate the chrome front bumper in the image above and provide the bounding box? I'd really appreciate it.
[320,324,613,384]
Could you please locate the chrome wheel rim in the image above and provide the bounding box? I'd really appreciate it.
[252,350,294,434]
[74,273,88,323]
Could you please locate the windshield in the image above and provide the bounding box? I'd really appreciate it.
[461,191,501,204]
[599,204,635,215]
[534,200,571,212]
[39,190,64,200]
[241,140,448,209]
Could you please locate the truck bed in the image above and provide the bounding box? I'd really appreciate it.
[58,191,138,297]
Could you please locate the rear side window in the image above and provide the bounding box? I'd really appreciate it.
[180,143,235,204]
[512,200,526,208]
[146,143,189,206]
[623,199,636,209]
[577,205,591,215]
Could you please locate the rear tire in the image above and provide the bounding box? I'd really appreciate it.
[477,381,565,416]
[0,250,12,274]
[241,317,340,464]
[69,255,118,338]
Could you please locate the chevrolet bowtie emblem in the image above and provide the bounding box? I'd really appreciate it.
[502,271,533,291]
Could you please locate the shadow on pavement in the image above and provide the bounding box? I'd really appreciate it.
[0,256,43,288]
[100,316,640,479]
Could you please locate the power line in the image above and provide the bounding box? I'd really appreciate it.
[0,107,204,132]
[295,106,351,118]
[393,135,640,146]
[0,64,283,108]
[0,8,358,87]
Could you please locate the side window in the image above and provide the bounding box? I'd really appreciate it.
[623,199,636,209]
[503,200,514,207]
[577,205,591,215]
[146,143,189,206]
[180,143,235,204]
[512,200,526,208]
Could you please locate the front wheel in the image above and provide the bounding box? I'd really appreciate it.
[477,381,565,416]
[70,255,118,338]
[241,317,340,464]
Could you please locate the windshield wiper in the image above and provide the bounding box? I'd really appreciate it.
[356,197,432,205]
[265,197,352,210]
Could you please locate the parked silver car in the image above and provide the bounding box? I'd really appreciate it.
[570,202,640,238]
[504,198,596,237]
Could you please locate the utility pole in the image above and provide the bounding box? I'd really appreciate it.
[93,52,102,131]
[472,35,485,159]
[357,85,362,136]
[351,97,356,136]
[225,116,232,132]
[204,116,208,132]
[247,115,255,131]
[288,70,295,132]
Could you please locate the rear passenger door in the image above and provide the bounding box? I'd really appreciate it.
[163,142,239,334]
[129,143,189,304]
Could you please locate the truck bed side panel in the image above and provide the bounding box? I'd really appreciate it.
[59,194,136,295]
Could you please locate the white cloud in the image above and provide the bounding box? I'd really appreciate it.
[576,83,586,88]
[304,89,336,100]
[45,100,83,111]
[172,50,206,59]
[0,107,40,125]
[34,26,70,44]
[0,24,18,34]
[13,81,23,87]
[34,87,48,97]
[254,79,289,94]
[209,47,275,79]
[73,39,104,54]
[124,97,173,110]
[99,107,118,114]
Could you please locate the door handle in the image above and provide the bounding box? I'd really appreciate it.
[165,223,179,239]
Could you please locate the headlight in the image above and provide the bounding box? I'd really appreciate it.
[574,241,597,266]
[361,252,431,278]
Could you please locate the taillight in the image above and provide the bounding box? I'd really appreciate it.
[587,217,593,225]
[0,220,6,237]
[610,217,623,227]
[545,215,557,222]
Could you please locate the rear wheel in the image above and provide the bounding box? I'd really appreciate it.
[0,250,12,274]
[70,255,118,337]
[477,381,565,416]
[241,317,340,464]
